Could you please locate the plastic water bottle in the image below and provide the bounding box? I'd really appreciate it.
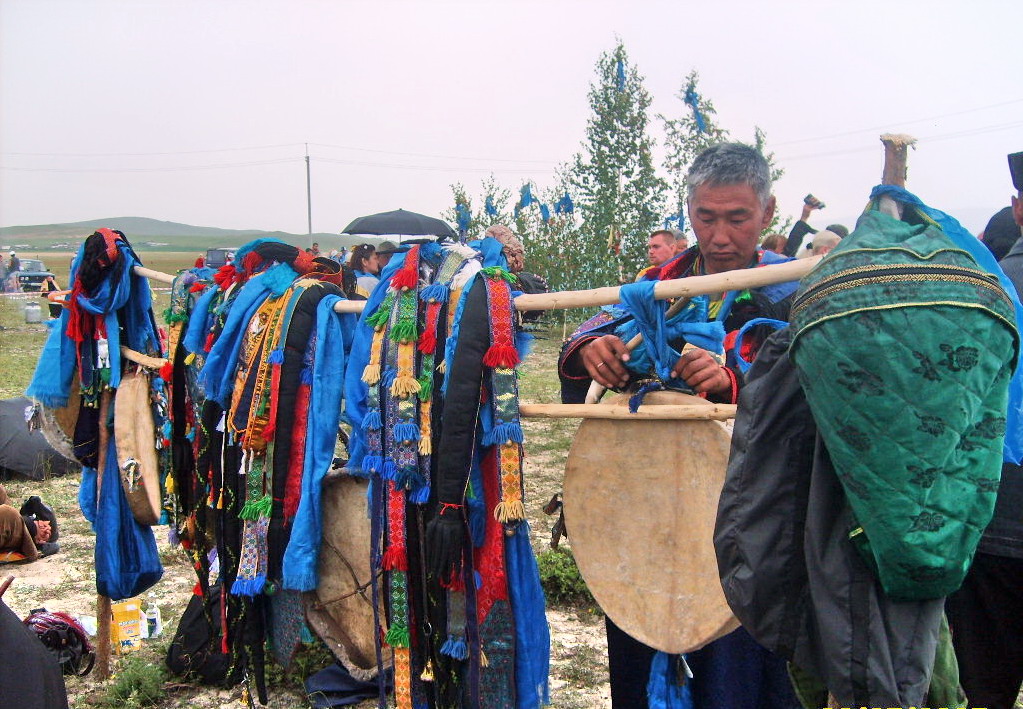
[145,594,163,639]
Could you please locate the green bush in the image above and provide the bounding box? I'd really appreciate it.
[101,653,167,708]
[537,547,596,607]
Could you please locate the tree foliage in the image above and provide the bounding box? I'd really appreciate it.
[569,41,667,288]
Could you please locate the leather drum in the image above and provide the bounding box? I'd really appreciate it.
[563,390,739,654]
[303,471,383,680]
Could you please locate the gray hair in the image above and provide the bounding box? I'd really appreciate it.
[686,143,772,208]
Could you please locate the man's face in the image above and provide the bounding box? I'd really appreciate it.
[646,234,676,266]
[689,183,775,274]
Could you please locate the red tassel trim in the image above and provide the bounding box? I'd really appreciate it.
[203,332,216,352]
[418,301,441,354]
[213,264,237,288]
[292,250,315,275]
[189,282,206,293]
[381,545,408,571]
[159,361,173,382]
[440,568,466,592]
[241,251,262,275]
[482,344,520,369]
[389,245,420,291]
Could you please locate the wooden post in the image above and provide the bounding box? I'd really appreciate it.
[94,389,114,681]
[879,133,917,219]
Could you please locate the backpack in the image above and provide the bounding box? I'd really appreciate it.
[23,611,95,676]
[165,584,241,686]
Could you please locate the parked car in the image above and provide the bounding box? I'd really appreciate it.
[14,258,55,292]
[205,247,235,270]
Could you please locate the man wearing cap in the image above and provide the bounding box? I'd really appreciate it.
[374,240,400,270]
[810,229,842,256]
[945,150,1023,708]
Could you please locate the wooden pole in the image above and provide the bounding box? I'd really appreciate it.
[331,256,821,314]
[128,253,820,314]
[519,402,736,420]
[879,133,917,219]
[94,389,114,681]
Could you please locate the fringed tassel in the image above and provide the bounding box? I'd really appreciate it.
[230,575,266,597]
[385,623,410,648]
[418,301,442,354]
[361,454,383,474]
[480,266,516,283]
[239,493,273,521]
[390,375,421,398]
[409,484,430,505]
[393,420,420,444]
[482,421,523,447]
[440,635,468,660]
[188,282,206,293]
[480,649,490,668]
[419,282,448,304]
[389,245,421,292]
[159,361,173,382]
[363,409,383,431]
[268,348,285,364]
[362,328,386,385]
[418,401,432,455]
[382,544,408,571]
[494,499,527,524]
[417,326,437,356]
[381,458,398,481]
[483,344,520,369]
[203,331,215,352]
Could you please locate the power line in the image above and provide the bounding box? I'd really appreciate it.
[0,157,302,173]
[0,143,304,157]
[771,97,1023,148]
[309,141,556,165]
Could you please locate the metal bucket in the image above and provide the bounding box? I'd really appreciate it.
[24,300,42,323]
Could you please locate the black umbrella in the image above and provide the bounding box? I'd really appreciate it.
[340,209,455,239]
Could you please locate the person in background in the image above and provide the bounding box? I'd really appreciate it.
[784,196,848,256]
[484,225,525,273]
[374,240,400,270]
[350,243,380,298]
[979,206,1021,261]
[40,276,62,319]
[760,233,787,254]
[810,229,842,256]
[309,242,321,257]
[8,251,20,274]
[635,229,680,280]
[945,149,1023,709]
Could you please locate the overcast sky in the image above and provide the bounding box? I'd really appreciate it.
[1,0,1020,237]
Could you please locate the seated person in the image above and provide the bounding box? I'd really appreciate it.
[0,486,59,559]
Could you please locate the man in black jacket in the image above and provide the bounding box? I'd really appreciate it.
[945,150,1023,708]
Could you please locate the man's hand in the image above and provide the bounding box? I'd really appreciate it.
[580,335,631,389]
[671,348,730,396]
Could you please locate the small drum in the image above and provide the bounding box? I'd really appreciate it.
[114,368,162,526]
[303,472,383,680]
[563,390,739,654]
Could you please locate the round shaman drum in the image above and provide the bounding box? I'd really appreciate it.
[303,471,382,680]
[563,390,739,654]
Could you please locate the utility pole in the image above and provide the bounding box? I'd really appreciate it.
[305,143,313,241]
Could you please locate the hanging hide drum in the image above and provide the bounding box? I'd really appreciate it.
[113,368,162,526]
[38,379,80,463]
[303,472,382,681]
[563,389,739,654]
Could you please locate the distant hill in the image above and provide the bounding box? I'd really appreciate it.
[0,216,382,252]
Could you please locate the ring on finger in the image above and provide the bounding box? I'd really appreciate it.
[596,361,606,369]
